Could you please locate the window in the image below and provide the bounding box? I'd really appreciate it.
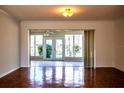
[74,35,82,57]
[65,35,73,57]
[65,34,83,57]
[30,35,43,56]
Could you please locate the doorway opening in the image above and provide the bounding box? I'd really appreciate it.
[29,29,85,67]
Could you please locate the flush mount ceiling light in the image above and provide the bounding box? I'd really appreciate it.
[61,8,73,17]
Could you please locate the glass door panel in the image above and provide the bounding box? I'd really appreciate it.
[55,39,63,59]
[43,37,64,60]
[45,39,53,59]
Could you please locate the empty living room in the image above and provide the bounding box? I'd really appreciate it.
[0,4,124,90]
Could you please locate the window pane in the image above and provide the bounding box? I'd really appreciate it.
[56,39,63,59]
[35,35,43,56]
[65,35,73,57]
[30,35,43,56]
[74,35,82,57]
[31,35,34,56]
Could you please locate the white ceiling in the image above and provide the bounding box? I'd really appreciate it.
[0,5,124,21]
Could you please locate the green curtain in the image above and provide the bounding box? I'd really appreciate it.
[84,30,94,68]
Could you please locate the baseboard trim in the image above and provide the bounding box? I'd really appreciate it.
[0,67,20,78]
[115,67,124,72]
[20,65,30,67]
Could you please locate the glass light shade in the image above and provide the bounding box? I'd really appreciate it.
[62,8,73,17]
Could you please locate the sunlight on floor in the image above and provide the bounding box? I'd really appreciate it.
[30,61,84,87]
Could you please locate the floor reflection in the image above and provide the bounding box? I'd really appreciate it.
[1,63,124,88]
[31,61,84,67]
[30,66,84,88]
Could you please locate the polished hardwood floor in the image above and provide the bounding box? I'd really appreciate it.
[0,62,124,88]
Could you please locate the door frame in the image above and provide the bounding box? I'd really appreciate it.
[43,36,64,61]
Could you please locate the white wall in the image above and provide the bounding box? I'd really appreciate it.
[20,20,115,67]
[114,18,124,71]
[0,9,19,77]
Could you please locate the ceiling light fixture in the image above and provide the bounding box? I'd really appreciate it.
[61,8,73,17]
[43,30,55,36]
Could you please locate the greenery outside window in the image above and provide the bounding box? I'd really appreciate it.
[30,35,43,56]
[65,34,83,57]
